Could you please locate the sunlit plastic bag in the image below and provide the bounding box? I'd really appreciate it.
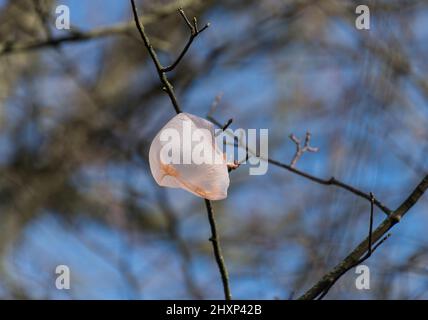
[149,113,229,200]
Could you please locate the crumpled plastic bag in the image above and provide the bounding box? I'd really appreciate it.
[149,113,230,200]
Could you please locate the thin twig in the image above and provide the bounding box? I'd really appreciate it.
[289,132,319,168]
[130,0,231,300]
[268,158,392,216]
[221,118,234,131]
[130,0,181,113]
[214,118,233,137]
[205,199,232,300]
[161,9,210,72]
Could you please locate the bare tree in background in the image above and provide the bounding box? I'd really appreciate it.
[0,0,427,299]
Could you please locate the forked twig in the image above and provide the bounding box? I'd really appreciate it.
[299,174,428,300]
[205,199,232,300]
[161,8,210,72]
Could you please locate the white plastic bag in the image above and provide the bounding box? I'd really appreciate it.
[149,113,230,200]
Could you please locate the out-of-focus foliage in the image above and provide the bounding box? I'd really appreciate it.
[0,0,427,299]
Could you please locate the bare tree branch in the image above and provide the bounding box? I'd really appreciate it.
[268,158,392,215]
[289,132,319,168]
[130,0,181,114]
[130,0,231,300]
[299,174,428,300]
[209,116,392,216]
[161,9,210,72]
[204,199,232,300]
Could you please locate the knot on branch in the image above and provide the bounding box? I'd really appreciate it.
[390,213,402,224]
